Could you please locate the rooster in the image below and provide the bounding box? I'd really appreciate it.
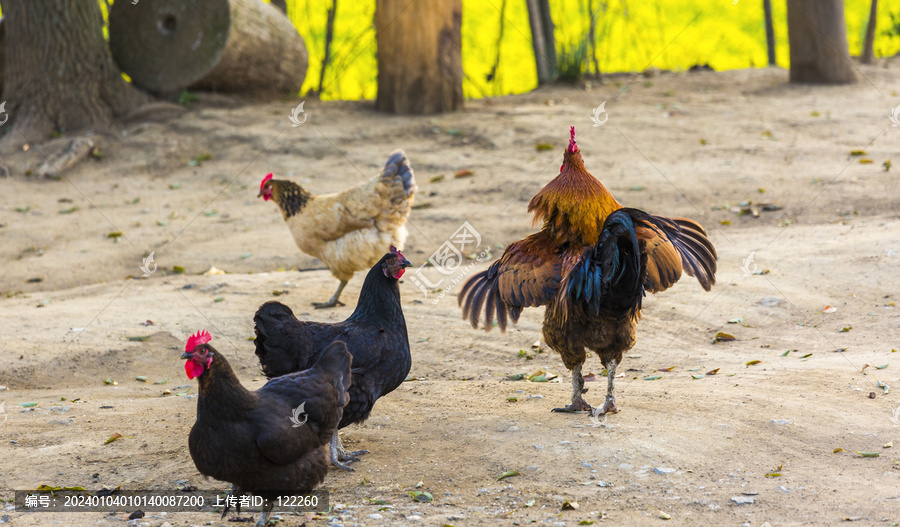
[459,127,716,415]
[253,247,412,470]
[259,151,416,308]
[182,331,351,526]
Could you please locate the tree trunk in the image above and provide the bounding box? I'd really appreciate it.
[763,0,776,66]
[109,0,307,97]
[526,0,556,85]
[376,0,463,114]
[0,17,6,97]
[786,0,856,84]
[0,0,150,146]
[861,0,878,64]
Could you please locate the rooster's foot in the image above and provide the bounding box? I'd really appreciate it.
[312,299,345,309]
[551,397,593,413]
[340,449,369,460]
[593,396,619,416]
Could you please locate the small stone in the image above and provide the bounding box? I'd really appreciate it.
[597,481,614,488]
[406,515,423,521]
[368,513,383,520]
[730,496,755,505]
[777,486,790,493]
[533,444,544,450]
[759,297,781,307]
[770,419,791,425]
[654,467,676,475]
[618,463,633,470]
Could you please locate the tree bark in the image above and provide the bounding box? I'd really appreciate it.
[786,0,856,84]
[861,0,878,64]
[0,0,150,146]
[763,0,776,66]
[526,0,554,85]
[0,17,6,98]
[376,0,463,114]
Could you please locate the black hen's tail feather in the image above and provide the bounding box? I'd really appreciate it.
[254,301,312,378]
[564,209,645,319]
[312,341,352,408]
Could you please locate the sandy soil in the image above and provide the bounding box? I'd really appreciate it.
[1,63,899,527]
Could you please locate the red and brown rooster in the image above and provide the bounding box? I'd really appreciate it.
[459,127,716,415]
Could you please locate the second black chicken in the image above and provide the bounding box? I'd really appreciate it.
[253,247,412,470]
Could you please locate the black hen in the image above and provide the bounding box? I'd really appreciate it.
[253,247,412,470]
[182,331,351,526]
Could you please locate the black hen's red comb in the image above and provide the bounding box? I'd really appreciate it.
[186,330,212,352]
[390,245,404,258]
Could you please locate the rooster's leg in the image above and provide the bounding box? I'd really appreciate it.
[254,499,273,527]
[329,431,368,471]
[313,280,347,309]
[552,364,593,412]
[595,359,619,415]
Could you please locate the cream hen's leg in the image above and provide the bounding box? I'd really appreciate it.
[595,359,619,415]
[329,431,368,471]
[313,280,347,309]
[552,364,593,413]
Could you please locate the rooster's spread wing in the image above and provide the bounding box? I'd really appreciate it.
[633,213,717,293]
[459,234,562,332]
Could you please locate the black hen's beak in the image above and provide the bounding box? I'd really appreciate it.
[400,257,412,268]
[180,352,192,360]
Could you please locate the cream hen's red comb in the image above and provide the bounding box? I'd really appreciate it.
[186,330,212,352]
[260,173,274,191]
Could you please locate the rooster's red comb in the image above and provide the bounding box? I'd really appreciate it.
[567,126,578,153]
[186,330,212,352]
[260,173,274,191]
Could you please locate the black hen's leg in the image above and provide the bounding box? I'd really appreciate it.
[330,431,368,471]
[254,499,274,527]
[552,364,593,412]
[313,280,347,309]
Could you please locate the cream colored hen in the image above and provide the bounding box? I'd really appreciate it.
[259,151,416,308]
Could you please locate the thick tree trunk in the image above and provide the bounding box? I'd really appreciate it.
[763,0,776,66]
[1,0,150,146]
[861,0,878,65]
[786,0,856,84]
[109,0,307,96]
[376,0,463,114]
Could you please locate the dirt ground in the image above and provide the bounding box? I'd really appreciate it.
[1,63,900,527]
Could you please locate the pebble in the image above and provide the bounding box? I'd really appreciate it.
[533,444,544,450]
[368,513,383,520]
[771,419,791,425]
[759,297,781,307]
[582,461,593,468]
[654,467,676,475]
[597,481,614,487]
[527,395,543,399]
[730,496,755,505]
[777,486,790,493]
[406,515,423,521]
